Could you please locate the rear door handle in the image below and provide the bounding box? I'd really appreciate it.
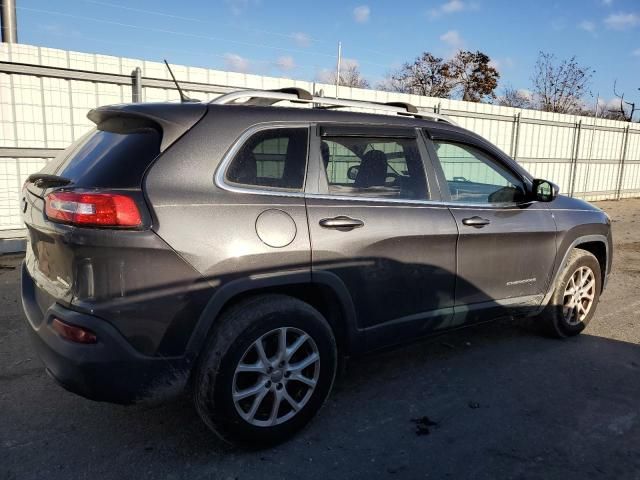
[319,216,364,230]
[462,216,491,227]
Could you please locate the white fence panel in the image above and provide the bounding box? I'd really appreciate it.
[1,42,640,232]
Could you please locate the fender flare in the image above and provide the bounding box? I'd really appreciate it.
[184,270,361,359]
[540,233,610,309]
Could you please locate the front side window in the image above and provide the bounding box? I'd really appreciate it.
[320,136,428,200]
[226,128,308,190]
[433,141,525,204]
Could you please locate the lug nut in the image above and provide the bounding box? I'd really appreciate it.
[265,381,272,388]
[284,371,291,378]
[276,383,283,390]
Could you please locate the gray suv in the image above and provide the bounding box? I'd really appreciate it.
[21,88,612,446]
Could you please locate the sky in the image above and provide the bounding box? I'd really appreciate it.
[14,0,640,108]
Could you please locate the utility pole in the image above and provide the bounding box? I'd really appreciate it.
[335,41,341,99]
[1,0,18,43]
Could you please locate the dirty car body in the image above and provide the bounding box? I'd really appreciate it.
[20,90,612,444]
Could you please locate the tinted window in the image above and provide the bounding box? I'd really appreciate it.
[54,127,161,188]
[321,136,428,200]
[433,141,525,204]
[226,128,308,190]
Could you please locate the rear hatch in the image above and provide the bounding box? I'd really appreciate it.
[22,102,206,315]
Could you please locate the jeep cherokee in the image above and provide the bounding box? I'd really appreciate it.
[21,88,612,446]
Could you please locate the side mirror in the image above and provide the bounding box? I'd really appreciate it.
[532,179,559,202]
[347,165,359,181]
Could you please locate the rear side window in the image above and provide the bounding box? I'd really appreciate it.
[53,127,161,188]
[225,128,309,190]
[320,136,428,200]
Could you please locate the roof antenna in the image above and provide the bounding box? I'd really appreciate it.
[163,59,197,103]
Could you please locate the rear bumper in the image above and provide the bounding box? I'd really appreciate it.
[21,262,191,404]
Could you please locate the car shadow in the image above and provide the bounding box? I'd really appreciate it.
[8,254,639,479]
[6,319,640,480]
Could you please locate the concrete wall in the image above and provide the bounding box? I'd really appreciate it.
[1,42,640,232]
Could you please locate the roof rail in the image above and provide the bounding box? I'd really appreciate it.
[210,88,456,125]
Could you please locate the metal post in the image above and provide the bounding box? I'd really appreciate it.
[131,67,142,103]
[569,120,582,197]
[335,41,341,99]
[1,0,18,43]
[582,99,599,195]
[615,126,630,200]
[511,112,521,160]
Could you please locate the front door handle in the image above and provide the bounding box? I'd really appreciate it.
[462,216,491,227]
[319,216,365,230]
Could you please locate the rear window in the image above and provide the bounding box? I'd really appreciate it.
[52,126,161,188]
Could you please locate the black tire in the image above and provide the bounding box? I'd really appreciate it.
[536,248,602,338]
[193,294,337,447]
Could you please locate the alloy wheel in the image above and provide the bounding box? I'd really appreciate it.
[232,327,320,427]
[562,266,596,326]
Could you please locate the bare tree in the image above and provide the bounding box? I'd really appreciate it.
[380,50,499,102]
[598,109,628,121]
[610,80,638,122]
[380,53,453,97]
[532,52,593,114]
[496,86,533,109]
[448,50,500,102]
[328,63,370,88]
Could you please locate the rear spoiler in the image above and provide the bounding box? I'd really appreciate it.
[87,102,207,152]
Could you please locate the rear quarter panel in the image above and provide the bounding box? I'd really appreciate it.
[143,108,312,354]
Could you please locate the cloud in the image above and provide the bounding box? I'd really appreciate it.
[291,32,310,47]
[604,12,640,30]
[275,56,295,71]
[315,58,360,83]
[341,57,360,70]
[224,53,251,73]
[596,97,624,114]
[488,57,514,72]
[606,98,622,110]
[578,20,596,32]
[442,0,465,13]
[517,89,533,100]
[632,48,640,56]
[428,0,476,19]
[315,68,334,83]
[440,30,464,49]
[225,0,259,15]
[353,5,370,23]
[602,0,613,5]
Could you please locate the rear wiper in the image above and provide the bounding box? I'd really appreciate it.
[25,174,72,188]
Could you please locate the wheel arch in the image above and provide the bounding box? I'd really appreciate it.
[540,233,610,310]
[574,240,607,284]
[185,271,362,364]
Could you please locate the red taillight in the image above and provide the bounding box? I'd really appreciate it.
[51,318,97,344]
[45,192,142,227]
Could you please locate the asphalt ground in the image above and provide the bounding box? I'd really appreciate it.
[2,198,640,480]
